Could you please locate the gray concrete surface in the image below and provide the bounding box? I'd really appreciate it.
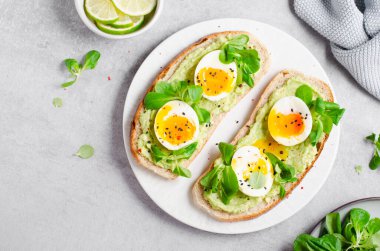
[0,0,379,250]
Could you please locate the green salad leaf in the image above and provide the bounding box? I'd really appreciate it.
[295,85,345,146]
[61,50,101,88]
[192,104,210,124]
[218,142,235,166]
[144,81,211,124]
[295,84,314,105]
[200,142,239,205]
[294,208,380,251]
[219,165,239,204]
[172,166,191,178]
[144,92,177,109]
[249,171,266,189]
[219,34,260,87]
[266,152,297,184]
[294,234,342,251]
[150,142,198,178]
[366,133,380,170]
[279,185,286,198]
[325,212,342,235]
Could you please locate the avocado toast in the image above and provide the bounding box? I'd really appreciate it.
[130,31,271,179]
[192,70,345,221]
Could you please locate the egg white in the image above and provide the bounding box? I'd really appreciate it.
[268,96,312,146]
[194,50,237,101]
[154,100,199,151]
[232,146,273,197]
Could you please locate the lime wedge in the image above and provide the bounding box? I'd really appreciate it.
[110,12,141,28]
[85,0,119,24]
[112,0,156,16]
[96,15,144,35]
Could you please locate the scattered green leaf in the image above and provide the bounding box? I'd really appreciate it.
[52,97,63,108]
[61,50,101,88]
[354,165,362,174]
[75,144,94,159]
[82,50,101,70]
[366,133,380,170]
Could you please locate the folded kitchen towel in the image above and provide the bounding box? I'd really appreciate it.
[294,0,380,100]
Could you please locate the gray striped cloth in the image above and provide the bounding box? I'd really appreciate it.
[294,0,380,100]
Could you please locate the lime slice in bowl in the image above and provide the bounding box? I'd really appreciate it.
[112,0,156,16]
[85,0,119,24]
[96,15,144,35]
[110,12,142,28]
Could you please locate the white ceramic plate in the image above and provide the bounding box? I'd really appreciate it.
[310,197,380,237]
[122,18,340,234]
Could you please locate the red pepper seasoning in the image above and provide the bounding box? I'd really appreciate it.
[108,76,111,81]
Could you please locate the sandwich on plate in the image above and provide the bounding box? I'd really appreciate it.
[192,70,345,221]
[130,31,271,179]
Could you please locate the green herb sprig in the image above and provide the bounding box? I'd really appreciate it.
[295,84,345,146]
[294,208,380,251]
[150,142,197,178]
[200,142,239,204]
[265,152,297,198]
[62,50,101,88]
[366,133,380,170]
[219,34,260,87]
[144,81,210,124]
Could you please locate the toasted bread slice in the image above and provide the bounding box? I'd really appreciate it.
[192,70,334,222]
[130,31,271,179]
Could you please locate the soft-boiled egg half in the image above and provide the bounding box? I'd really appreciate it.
[194,50,237,101]
[154,100,199,151]
[268,96,312,146]
[231,146,274,197]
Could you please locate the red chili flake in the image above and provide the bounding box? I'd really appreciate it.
[177,136,181,140]
[108,76,111,81]
[138,149,142,153]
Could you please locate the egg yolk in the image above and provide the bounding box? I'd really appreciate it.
[268,109,305,138]
[242,158,269,181]
[253,138,288,161]
[196,67,234,96]
[155,105,196,146]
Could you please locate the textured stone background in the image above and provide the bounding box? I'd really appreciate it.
[0,0,379,250]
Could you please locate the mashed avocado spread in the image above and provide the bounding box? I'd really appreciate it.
[137,35,254,170]
[203,78,325,214]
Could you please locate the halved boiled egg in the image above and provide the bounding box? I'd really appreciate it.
[268,96,312,146]
[194,50,237,101]
[231,146,274,197]
[154,100,199,151]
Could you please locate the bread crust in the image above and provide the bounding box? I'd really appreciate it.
[130,31,271,179]
[192,70,334,222]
